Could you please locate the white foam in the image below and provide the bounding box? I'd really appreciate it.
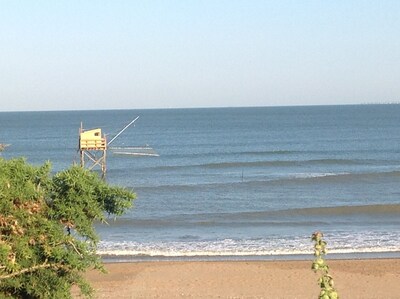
[292,172,349,179]
[97,235,400,257]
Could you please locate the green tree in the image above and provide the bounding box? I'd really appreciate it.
[0,158,135,298]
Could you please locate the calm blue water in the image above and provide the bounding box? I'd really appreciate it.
[1,105,400,260]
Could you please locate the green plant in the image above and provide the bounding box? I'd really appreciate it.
[311,231,339,299]
[0,158,135,298]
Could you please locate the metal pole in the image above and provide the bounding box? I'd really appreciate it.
[107,116,140,146]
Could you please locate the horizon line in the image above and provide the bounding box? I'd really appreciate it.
[1,102,398,113]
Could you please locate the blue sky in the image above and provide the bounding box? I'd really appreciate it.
[1,1,399,111]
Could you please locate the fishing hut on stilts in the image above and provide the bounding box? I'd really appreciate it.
[79,123,107,178]
[78,116,155,178]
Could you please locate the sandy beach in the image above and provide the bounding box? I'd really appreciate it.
[74,258,400,298]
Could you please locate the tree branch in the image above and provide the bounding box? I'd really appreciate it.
[0,261,66,280]
[67,240,83,258]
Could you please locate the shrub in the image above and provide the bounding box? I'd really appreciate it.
[0,158,135,298]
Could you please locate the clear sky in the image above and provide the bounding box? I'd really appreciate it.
[1,1,399,111]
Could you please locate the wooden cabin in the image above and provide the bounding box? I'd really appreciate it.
[79,128,106,150]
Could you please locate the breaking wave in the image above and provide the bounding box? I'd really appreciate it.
[134,170,400,191]
[97,231,400,259]
[147,158,376,171]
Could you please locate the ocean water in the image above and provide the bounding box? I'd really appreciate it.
[1,105,400,260]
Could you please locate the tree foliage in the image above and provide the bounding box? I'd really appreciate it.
[0,158,135,298]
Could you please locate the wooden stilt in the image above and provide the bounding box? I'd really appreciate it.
[79,123,107,178]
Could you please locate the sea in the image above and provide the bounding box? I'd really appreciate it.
[1,105,400,261]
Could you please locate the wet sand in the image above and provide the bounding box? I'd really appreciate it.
[74,258,400,298]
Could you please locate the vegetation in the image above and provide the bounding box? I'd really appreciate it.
[311,231,339,299]
[0,158,135,298]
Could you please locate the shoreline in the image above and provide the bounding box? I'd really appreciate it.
[100,250,400,263]
[76,258,400,298]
